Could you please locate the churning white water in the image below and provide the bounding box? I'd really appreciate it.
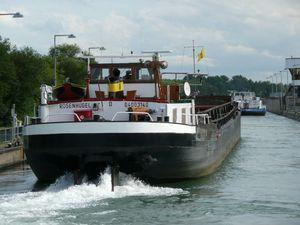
[0,168,186,224]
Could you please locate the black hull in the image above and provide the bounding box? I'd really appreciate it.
[24,116,241,182]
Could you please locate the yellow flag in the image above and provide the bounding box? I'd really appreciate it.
[197,48,205,62]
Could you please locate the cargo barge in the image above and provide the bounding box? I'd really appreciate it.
[23,52,241,183]
[232,91,266,116]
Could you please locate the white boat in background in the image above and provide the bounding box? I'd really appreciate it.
[232,91,266,116]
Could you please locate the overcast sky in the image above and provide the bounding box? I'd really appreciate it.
[1,0,299,81]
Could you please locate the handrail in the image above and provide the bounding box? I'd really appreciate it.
[195,113,210,125]
[198,101,232,114]
[111,111,154,122]
[195,101,238,127]
[182,113,210,125]
[0,126,23,143]
[25,113,82,125]
[25,116,40,125]
[210,106,236,123]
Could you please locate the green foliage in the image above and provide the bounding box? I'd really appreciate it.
[202,75,272,96]
[57,57,86,85]
[0,37,87,126]
[49,43,87,85]
[0,37,17,125]
[163,74,273,97]
[49,43,81,58]
[10,47,53,120]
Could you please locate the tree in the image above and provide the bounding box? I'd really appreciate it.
[49,43,81,58]
[0,37,17,126]
[49,44,87,85]
[165,73,273,97]
[10,47,52,120]
[230,75,252,91]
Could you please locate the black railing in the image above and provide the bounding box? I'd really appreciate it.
[197,102,238,127]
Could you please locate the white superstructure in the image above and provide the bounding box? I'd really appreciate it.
[232,91,266,110]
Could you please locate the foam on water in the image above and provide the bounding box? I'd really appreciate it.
[0,168,187,223]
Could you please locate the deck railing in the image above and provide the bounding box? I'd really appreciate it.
[22,102,237,127]
[0,126,23,144]
[196,102,238,127]
[24,113,82,125]
[111,111,154,122]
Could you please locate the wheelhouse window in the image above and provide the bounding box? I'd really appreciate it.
[90,64,154,82]
[289,68,300,80]
[91,68,109,80]
[139,68,153,80]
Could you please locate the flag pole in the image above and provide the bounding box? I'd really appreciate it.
[192,40,195,73]
[184,40,203,73]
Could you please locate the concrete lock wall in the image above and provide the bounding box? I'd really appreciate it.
[263,97,300,121]
[0,146,25,169]
[263,98,282,115]
[282,110,300,122]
